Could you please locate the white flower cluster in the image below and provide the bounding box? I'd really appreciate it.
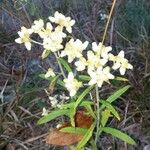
[15,11,75,51]
[15,11,133,97]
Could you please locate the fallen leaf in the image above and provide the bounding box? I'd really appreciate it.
[46,109,94,146]
[46,130,83,146]
[75,109,94,128]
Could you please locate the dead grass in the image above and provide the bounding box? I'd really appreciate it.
[0,0,150,149]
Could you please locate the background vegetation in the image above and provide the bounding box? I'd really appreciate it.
[0,0,150,149]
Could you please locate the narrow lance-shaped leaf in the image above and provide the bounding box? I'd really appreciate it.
[84,105,96,119]
[98,86,131,137]
[75,85,94,109]
[101,110,111,127]
[101,127,136,145]
[60,101,93,109]
[37,109,69,125]
[58,58,72,72]
[100,100,120,120]
[78,75,91,81]
[60,127,88,135]
[77,122,96,149]
[100,85,130,110]
[115,76,129,82]
[106,85,130,103]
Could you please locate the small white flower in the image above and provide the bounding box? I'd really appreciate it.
[64,72,82,97]
[75,57,87,71]
[49,96,58,107]
[61,38,88,63]
[15,26,33,50]
[88,67,114,87]
[59,93,69,100]
[100,13,109,20]
[87,51,107,72]
[92,42,112,59]
[109,51,133,75]
[42,107,48,116]
[31,19,44,33]
[49,11,75,33]
[43,30,65,52]
[45,68,55,78]
[38,22,53,38]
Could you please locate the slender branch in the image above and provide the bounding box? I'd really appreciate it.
[94,0,117,146]
[54,52,66,79]
[102,0,117,44]
[95,85,100,144]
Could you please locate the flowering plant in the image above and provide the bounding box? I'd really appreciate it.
[15,11,136,149]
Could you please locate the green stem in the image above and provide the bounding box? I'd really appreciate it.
[95,85,100,144]
[54,52,66,79]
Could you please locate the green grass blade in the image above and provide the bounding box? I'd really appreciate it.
[101,127,136,145]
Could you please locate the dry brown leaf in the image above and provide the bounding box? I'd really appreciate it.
[75,109,94,128]
[46,109,94,146]
[46,130,83,146]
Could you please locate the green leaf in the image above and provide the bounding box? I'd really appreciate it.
[106,85,130,103]
[80,101,94,106]
[78,75,91,81]
[60,127,88,135]
[49,75,60,90]
[101,110,111,127]
[84,105,96,119]
[58,58,72,72]
[100,100,120,120]
[60,101,93,109]
[99,86,130,128]
[115,76,129,82]
[60,102,75,109]
[57,79,65,87]
[77,123,96,149]
[101,127,136,145]
[37,109,69,125]
[75,85,94,108]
